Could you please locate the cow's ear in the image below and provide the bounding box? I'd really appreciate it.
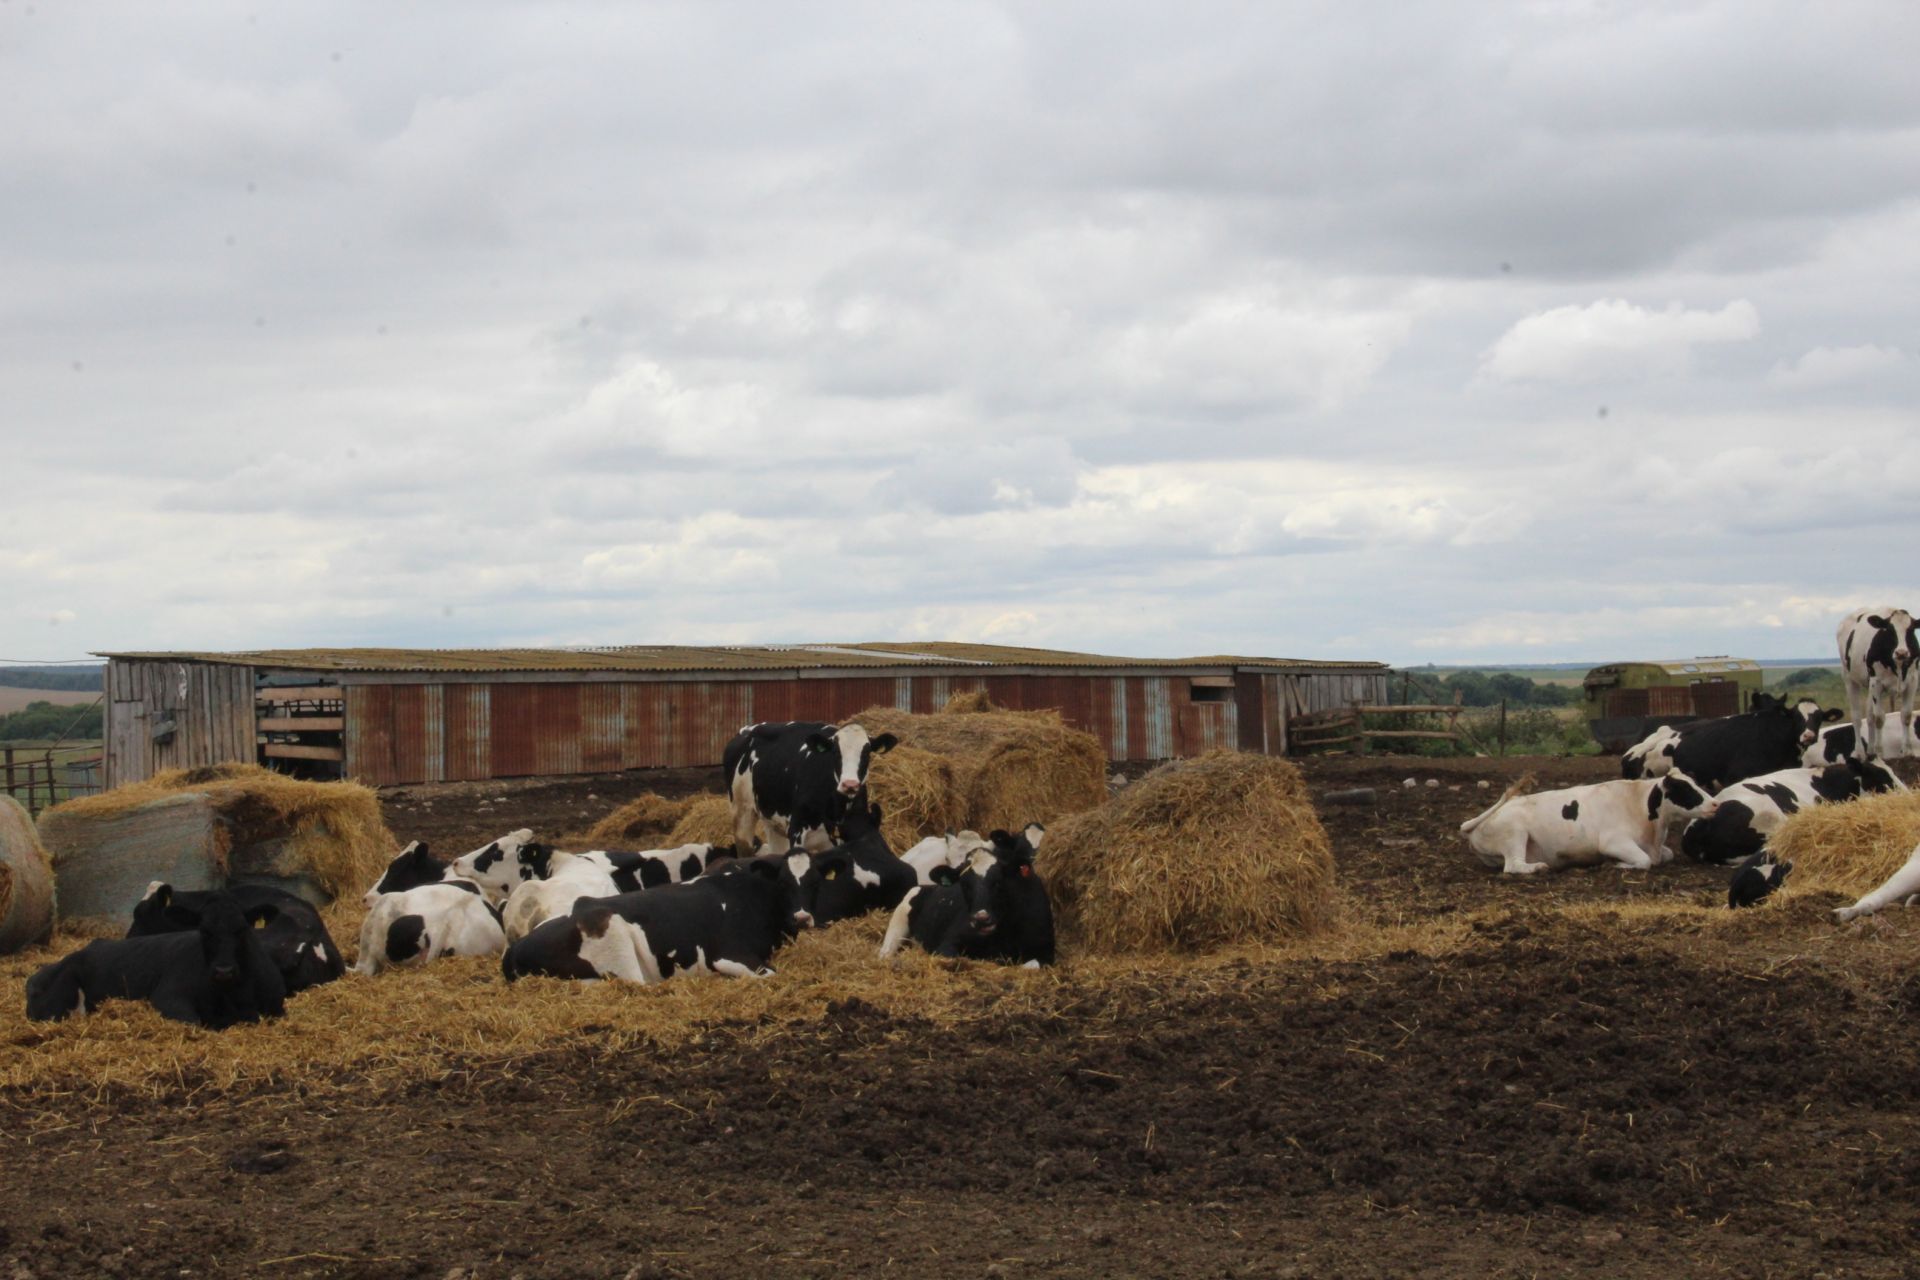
[870,733,898,755]
[1868,614,1888,629]
[146,883,173,908]
[245,903,281,928]
[745,859,784,883]
[1022,822,1046,850]
[988,829,1015,847]
[929,864,962,885]
[1824,707,1845,724]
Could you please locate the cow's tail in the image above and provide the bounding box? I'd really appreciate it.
[1459,772,1535,836]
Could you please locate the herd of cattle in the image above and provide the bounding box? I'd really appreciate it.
[19,610,1920,1030]
[23,720,1055,1028]
[1463,606,1920,913]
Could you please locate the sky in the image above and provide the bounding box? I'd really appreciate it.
[4,1,1918,668]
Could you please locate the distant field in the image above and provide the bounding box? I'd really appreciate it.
[0,687,99,716]
[1412,667,1587,687]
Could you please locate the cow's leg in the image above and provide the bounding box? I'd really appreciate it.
[1597,838,1655,871]
[878,890,922,959]
[1845,676,1871,761]
[798,824,833,854]
[1493,834,1545,874]
[711,958,769,979]
[1835,840,1920,922]
[1901,682,1919,758]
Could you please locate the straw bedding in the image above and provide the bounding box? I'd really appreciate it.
[584,793,700,846]
[1037,749,1338,955]
[668,795,740,847]
[851,702,1108,835]
[1769,791,1920,899]
[42,765,396,903]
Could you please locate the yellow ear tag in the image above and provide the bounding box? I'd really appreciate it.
[253,918,267,929]
[824,869,838,880]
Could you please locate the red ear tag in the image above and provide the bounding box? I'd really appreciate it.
[1019,865,1032,877]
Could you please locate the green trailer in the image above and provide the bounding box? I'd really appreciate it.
[1582,657,1764,753]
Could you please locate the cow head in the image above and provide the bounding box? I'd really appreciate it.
[1653,769,1718,822]
[197,895,277,988]
[1750,691,1785,714]
[365,841,447,904]
[1792,699,1846,747]
[1868,610,1917,671]
[129,882,196,936]
[747,849,849,933]
[805,723,899,798]
[450,829,544,902]
[961,828,1046,939]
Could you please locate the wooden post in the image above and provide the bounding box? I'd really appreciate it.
[1498,699,1507,757]
[2,747,13,805]
[1352,701,1368,755]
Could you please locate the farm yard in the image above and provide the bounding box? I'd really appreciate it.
[7,749,1920,1278]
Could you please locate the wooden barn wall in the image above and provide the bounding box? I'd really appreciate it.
[104,660,256,788]
[335,670,1381,786]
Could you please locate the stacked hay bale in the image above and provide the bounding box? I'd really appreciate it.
[0,795,56,952]
[1770,791,1920,899]
[37,764,396,921]
[668,795,740,847]
[584,793,701,846]
[1037,750,1337,954]
[852,696,1108,836]
[864,746,966,849]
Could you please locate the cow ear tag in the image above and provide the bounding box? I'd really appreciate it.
[825,869,838,880]
[1019,865,1032,878]
[254,917,268,928]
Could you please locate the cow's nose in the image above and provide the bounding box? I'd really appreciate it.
[838,780,860,794]
[211,964,238,983]
[791,910,814,929]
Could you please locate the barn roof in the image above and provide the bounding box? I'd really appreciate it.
[95,641,1387,676]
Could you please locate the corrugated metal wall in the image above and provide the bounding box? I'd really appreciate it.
[104,660,256,787]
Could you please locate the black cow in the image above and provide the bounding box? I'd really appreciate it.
[1669,693,1830,794]
[806,801,916,925]
[1729,852,1792,909]
[501,852,841,983]
[129,882,344,994]
[26,894,287,1027]
[879,827,1056,966]
[722,721,898,855]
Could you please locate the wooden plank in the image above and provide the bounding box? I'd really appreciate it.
[255,686,344,704]
[1190,675,1235,689]
[263,743,345,761]
[256,716,345,733]
[1356,730,1461,740]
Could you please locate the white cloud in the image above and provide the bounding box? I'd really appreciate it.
[1478,298,1760,384]
[1767,343,1907,388]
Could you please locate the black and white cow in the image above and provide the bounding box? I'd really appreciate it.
[499,849,621,943]
[1668,693,1833,794]
[500,852,840,983]
[879,826,1056,966]
[1678,762,1890,866]
[445,829,546,904]
[1804,713,1920,767]
[801,801,917,925]
[1459,771,1718,874]
[26,893,287,1027]
[1839,607,1919,760]
[721,721,898,855]
[1835,837,1920,922]
[900,829,992,885]
[580,843,730,893]
[1728,851,1791,909]
[363,833,535,906]
[129,882,344,994]
[1620,726,1683,780]
[354,840,506,975]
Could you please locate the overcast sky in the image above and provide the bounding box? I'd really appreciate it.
[4,1,1917,668]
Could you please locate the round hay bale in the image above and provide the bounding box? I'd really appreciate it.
[852,704,1108,835]
[1770,791,1920,898]
[584,793,700,846]
[0,795,55,952]
[1037,750,1337,955]
[667,795,738,848]
[865,746,966,848]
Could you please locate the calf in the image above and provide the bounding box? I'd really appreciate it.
[1669,693,1830,793]
[879,827,1056,966]
[722,720,898,855]
[364,835,532,906]
[353,883,505,975]
[900,830,992,885]
[1458,771,1718,874]
[130,882,344,994]
[1839,607,1920,760]
[1728,852,1791,909]
[445,829,546,904]
[501,853,839,983]
[807,801,917,925]
[500,850,622,943]
[1620,726,1682,780]
[1804,713,1920,766]
[26,894,286,1027]
[1679,763,1874,866]
[579,843,729,893]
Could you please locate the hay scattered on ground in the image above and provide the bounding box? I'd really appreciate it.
[865,746,966,848]
[1038,749,1338,955]
[1771,792,1920,899]
[852,704,1108,835]
[583,793,700,846]
[43,765,395,903]
[667,795,738,848]
[0,797,55,953]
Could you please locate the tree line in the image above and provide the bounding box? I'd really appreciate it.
[0,666,105,692]
[0,701,104,742]
[1391,669,1582,709]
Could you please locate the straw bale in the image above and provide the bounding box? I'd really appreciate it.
[864,746,966,848]
[1770,791,1920,899]
[584,793,700,846]
[852,704,1108,835]
[667,795,739,847]
[1037,749,1338,955]
[41,765,395,906]
[941,689,998,714]
[0,796,55,953]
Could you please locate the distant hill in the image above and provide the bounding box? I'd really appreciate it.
[0,665,104,692]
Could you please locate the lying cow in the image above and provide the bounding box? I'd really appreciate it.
[879,827,1055,966]
[901,829,993,885]
[353,840,506,975]
[26,893,286,1027]
[1459,771,1718,874]
[1729,851,1792,909]
[722,720,898,855]
[1839,607,1919,760]
[501,853,838,983]
[1804,714,1920,766]
[362,831,535,905]
[500,848,620,943]
[580,843,729,892]
[130,882,344,994]
[1678,761,1897,866]
[1620,726,1683,780]
[806,801,917,925]
[1669,694,1836,793]
[445,828,545,904]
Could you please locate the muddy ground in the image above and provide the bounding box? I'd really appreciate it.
[7,752,1920,1278]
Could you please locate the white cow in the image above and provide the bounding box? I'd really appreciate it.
[1804,713,1920,767]
[900,829,993,885]
[1838,608,1919,760]
[1834,841,1920,922]
[500,852,622,943]
[352,883,505,975]
[1460,771,1719,874]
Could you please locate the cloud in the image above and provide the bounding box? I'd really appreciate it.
[1478,298,1761,384]
[1766,343,1907,388]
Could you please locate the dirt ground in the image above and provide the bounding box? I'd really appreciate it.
[8,751,1920,1278]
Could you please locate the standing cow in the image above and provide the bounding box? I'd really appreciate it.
[1839,608,1919,760]
[721,721,897,855]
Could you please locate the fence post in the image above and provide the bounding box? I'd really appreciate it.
[1498,699,1507,757]
[2,747,12,805]
[1352,701,1368,755]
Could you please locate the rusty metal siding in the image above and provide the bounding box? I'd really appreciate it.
[579,684,623,774]
[444,685,490,781]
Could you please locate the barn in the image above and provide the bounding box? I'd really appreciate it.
[95,643,1389,788]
